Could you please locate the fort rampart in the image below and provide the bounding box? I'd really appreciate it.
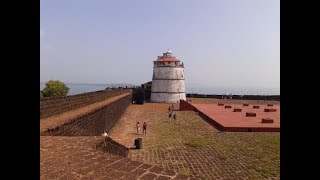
[40,89,131,119]
[41,92,132,136]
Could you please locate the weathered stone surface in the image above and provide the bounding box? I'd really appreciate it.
[41,93,132,136]
[40,136,189,179]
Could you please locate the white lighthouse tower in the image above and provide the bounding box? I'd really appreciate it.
[150,50,186,103]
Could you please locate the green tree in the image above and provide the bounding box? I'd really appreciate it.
[41,80,69,97]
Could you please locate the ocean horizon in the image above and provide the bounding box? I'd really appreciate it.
[40,82,280,96]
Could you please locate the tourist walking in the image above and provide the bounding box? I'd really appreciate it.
[173,112,176,121]
[143,122,147,135]
[136,122,140,134]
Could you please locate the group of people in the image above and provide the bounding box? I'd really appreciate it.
[136,122,147,135]
[222,94,233,99]
[168,104,176,121]
[134,103,177,136]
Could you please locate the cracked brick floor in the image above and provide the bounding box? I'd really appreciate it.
[109,102,280,180]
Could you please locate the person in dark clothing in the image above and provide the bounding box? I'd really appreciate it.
[173,113,176,121]
[136,122,140,134]
[169,111,174,121]
[143,122,147,135]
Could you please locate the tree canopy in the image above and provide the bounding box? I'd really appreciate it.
[41,80,69,97]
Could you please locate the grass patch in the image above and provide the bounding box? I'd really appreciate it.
[184,141,205,148]
[217,154,228,161]
[198,174,208,180]
[179,168,191,176]
[170,160,184,165]
[248,175,260,180]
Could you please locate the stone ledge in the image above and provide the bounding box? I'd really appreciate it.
[96,137,129,157]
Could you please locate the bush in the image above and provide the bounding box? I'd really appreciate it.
[41,80,69,97]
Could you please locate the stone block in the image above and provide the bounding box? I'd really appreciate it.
[246,112,256,117]
[262,118,274,123]
[264,108,277,112]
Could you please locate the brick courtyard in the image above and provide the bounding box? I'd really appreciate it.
[109,100,280,179]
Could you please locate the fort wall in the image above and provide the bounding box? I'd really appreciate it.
[40,89,131,119]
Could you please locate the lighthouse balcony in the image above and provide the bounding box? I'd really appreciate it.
[153,62,184,68]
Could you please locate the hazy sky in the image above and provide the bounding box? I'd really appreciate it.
[41,0,280,89]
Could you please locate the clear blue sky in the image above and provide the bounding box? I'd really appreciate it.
[41,0,279,90]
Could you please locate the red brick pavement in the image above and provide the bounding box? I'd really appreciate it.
[191,103,280,132]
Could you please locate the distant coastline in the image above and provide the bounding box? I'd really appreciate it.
[40,82,280,96]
